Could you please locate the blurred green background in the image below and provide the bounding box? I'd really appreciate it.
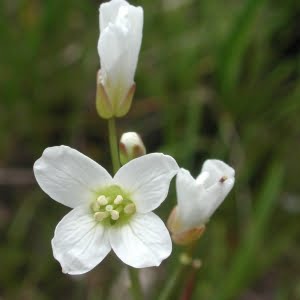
[1,0,300,299]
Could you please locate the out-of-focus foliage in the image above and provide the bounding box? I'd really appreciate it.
[0,0,299,299]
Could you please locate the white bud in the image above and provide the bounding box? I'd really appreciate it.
[119,132,146,165]
[97,1,143,118]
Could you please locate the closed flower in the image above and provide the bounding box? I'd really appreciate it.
[96,0,143,118]
[168,159,235,245]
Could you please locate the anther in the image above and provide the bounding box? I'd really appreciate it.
[124,203,136,214]
[219,176,228,183]
[105,205,114,212]
[114,195,123,205]
[110,210,120,220]
[94,211,109,222]
[97,195,108,206]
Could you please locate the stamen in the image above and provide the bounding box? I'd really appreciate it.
[124,203,136,214]
[110,210,120,220]
[97,195,108,206]
[219,176,228,183]
[94,211,109,221]
[114,195,123,205]
[105,205,114,212]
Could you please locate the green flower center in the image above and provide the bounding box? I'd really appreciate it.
[91,185,136,226]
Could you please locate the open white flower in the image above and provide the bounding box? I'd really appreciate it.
[97,0,143,118]
[168,160,235,244]
[33,146,178,274]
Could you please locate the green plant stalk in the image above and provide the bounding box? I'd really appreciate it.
[128,267,143,300]
[108,118,121,173]
[158,243,197,300]
[107,117,142,300]
[157,264,185,300]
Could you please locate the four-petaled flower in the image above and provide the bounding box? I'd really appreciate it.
[97,0,143,118]
[34,146,178,274]
[168,160,235,245]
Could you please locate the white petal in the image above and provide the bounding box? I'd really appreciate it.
[114,153,179,213]
[52,205,111,275]
[176,168,235,231]
[176,168,209,230]
[204,177,235,218]
[124,5,143,76]
[99,0,128,32]
[200,159,235,188]
[33,146,112,208]
[109,212,172,268]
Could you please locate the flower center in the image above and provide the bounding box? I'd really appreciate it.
[91,185,136,226]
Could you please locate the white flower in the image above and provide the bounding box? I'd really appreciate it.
[97,0,143,118]
[33,146,178,274]
[168,160,235,243]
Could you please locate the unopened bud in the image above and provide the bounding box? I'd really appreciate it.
[119,132,146,165]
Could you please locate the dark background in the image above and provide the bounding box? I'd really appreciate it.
[1,0,300,299]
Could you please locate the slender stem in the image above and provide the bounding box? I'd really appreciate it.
[128,267,143,300]
[108,118,121,174]
[107,117,143,299]
[158,244,197,300]
[157,264,185,300]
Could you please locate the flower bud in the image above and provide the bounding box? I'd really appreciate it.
[119,132,146,165]
[96,0,143,119]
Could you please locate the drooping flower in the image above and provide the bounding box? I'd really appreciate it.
[96,0,143,118]
[168,159,235,245]
[33,146,178,274]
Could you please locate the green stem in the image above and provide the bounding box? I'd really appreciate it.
[158,244,197,300]
[157,264,185,300]
[108,118,121,174]
[107,117,143,299]
[128,267,143,300]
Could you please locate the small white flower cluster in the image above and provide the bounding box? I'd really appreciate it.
[33,0,235,275]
